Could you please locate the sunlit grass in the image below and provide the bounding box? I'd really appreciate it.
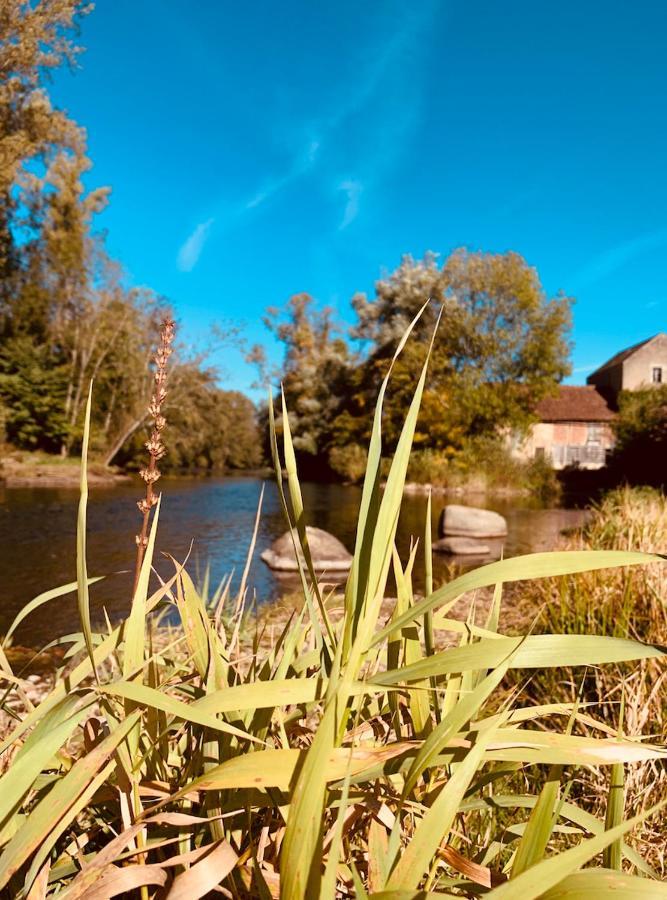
[0,321,665,898]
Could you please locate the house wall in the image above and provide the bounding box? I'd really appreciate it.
[513,421,615,470]
[587,363,624,396]
[621,334,667,389]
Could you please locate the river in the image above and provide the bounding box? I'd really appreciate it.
[0,476,587,646]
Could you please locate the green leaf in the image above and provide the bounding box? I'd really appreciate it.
[3,576,105,648]
[486,799,667,899]
[99,680,263,743]
[387,720,500,889]
[372,550,665,646]
[76,382,96,675]
[539,869,667,898]
[370,634,665,685]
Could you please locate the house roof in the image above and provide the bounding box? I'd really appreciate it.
[535,386,616,423]
[587,334,658,378]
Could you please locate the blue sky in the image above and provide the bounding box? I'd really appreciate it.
[51,0,667,394]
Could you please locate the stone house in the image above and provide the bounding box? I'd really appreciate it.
[587,333,667,396]
[513,386,616,469]
[513,334,667,470]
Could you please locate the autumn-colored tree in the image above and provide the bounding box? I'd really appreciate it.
[0,2,260,471]
[255,293,351,473]
[343,249,572,454]
[0,0,90,307]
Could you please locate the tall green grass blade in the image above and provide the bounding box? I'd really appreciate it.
[370,633,665,685]
[423,489,435,658]
[280,388,334,652]
[3,577,105,648]
[603,762,625,870]
[76,382,96,677]
[280,702,337,898]
[373,550,665,646]
[387,721,500,889]
[343,301,430,653]
[267,391,322,653]
[99,680,263,743]
[486,798,667,899]
[539,869,667,898]
[123,494,162,683]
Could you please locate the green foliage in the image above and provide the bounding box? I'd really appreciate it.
[345,249,573,453]
[265,250,573,480]
[327,442,368,482]
[609,386,667,487]
[0,338,70,451]
[255,294,350,467]
[0,343,665,896]
[0,1,260,472]
[403,436,561,500]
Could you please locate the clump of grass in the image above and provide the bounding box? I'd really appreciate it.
[507,485,667,871]
[0,316,665,898]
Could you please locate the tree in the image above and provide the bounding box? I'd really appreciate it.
[609,387,667,487]
[346,249,572,453]
[0,0,90,309]
[256,293,351,474]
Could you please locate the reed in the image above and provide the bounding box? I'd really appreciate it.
[0,318,665,898]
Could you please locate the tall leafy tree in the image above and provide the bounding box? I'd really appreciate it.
[257,293,351,473]
[345,249,572,453]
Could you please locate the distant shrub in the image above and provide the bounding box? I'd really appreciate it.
[328,442,368,483]
[609,386,667,487]
[401,436,561,499]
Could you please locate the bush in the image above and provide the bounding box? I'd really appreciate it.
[506,486,667,869]
[328,442,368,482]
[609,386,667,487]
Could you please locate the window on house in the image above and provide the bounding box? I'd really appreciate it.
[535,447,545,459]
[587,423,602,443]
[652,366,663,383]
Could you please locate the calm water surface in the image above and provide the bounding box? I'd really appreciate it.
[0,477,586,646]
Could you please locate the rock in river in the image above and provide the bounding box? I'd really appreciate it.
[433,536,491,556]
[438,504,507,539]
[261,527,352,572]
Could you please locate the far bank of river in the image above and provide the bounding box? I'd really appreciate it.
[0,476,587,647]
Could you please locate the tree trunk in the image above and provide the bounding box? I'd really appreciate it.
[103,415,147,467]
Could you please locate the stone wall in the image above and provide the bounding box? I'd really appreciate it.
[621,333,667,390]
[513,421,614,470]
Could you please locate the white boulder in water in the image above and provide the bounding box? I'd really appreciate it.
[261,526,352,572]
[433,536,491,555]
[438,504,507,538]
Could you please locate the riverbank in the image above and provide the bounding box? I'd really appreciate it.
[0,453,129,488]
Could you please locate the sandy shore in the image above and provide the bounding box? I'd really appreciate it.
[0,458,130,488]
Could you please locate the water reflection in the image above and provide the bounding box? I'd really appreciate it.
[0,477,586,646]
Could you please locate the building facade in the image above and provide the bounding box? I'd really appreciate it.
[587,333,667,396]
[513,334,667,470]
[513,386,616,470]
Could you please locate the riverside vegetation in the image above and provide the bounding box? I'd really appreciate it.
[0,314,666,899]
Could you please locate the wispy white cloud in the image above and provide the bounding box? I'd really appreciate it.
[177,218,214,272]
[338,179,364,230]
[569,227,667,290]
[245,139,321,211]
[186,2,440,265]
[242,2,439,222]
[572,363,599,374]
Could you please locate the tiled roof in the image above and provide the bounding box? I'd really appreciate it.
[535,386,616,423]
[588,335,656,377]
